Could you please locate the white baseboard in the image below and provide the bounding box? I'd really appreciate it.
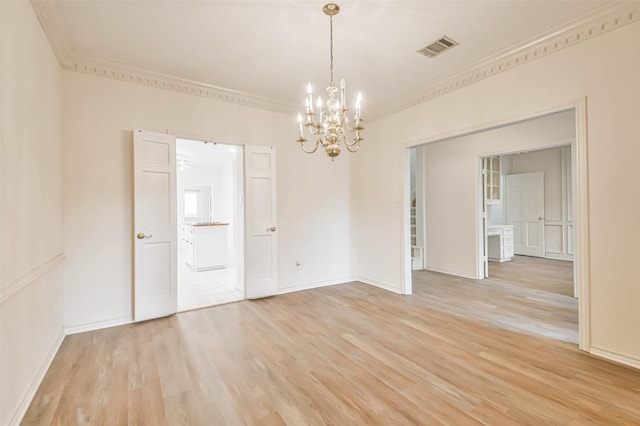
[64,316,132,335]
[278,277,356,295]
[424,264,477,280]
[590,346,640,370]
[357,276,403,295]
[544,253,574,261]
[9,327,65,426]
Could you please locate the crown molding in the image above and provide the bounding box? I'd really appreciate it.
[31,1,639,120]
[371,2,640,121]
[62,54,296,115]
[29,0,296,115]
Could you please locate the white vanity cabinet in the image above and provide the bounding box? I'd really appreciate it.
[181,223,228,271]
[487,225,514,262]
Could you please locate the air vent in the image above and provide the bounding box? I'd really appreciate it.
[417,35,459,58]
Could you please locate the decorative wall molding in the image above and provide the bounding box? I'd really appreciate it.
[378,2,640,120]
[424,264,477,280]
[30,1,640,120]
[590,346,640,370]
[8,327,65,426]
[65,315,132,335]
[357,276,403,295]
[0,253,65,304]
[278,277,355,295]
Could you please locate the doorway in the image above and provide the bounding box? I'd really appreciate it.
[402,103,589,348]
[176,138,244,311]
[480,145,576,299]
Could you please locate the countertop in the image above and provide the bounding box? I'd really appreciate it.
[487,224,513,236]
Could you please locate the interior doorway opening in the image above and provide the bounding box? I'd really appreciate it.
[176,138,245,311]
[403,104,588,347]
[480,145,576,299]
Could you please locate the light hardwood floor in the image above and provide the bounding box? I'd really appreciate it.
[489,255,574,297]
[413,268,578,344]
[23,280,640,425]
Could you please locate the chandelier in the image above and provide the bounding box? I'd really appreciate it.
[296,3,363,161]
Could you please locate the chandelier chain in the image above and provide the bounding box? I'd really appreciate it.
[329,15,334,87]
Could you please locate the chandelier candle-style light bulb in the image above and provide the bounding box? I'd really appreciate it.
[295,3,364,161]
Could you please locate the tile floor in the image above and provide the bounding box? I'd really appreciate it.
[177,252,243,312]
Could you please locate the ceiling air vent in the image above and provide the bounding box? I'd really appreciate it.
[417,35,459,58]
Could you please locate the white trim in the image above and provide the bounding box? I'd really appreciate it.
[358,276,403,295]
[8,327,65,426]
[0,253,65,304]
[277,277,356,295]
[29,0,294,116]
[544,253,574,261]
[590,346,640,370]
[64,316,132,335]
[574,98,591,351]
[29,1,639,120]
[400,147,412,295]
[423,265,477,280]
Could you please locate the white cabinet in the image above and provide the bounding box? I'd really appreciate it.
[484,156,502,204]
[487,225,514,262]
[181,223,228,271]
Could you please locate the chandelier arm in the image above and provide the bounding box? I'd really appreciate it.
[343,118,363,132]
[299,139,321,154]
[343,137,362,147]
[344,141,360,152]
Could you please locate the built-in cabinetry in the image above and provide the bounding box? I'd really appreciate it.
[181,223,228,271]
[487,225,514,262]
[484,156,501,204]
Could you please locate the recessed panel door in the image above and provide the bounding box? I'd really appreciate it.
[133,129,177,321]
[506,172,545,257]
[244,145,278,299]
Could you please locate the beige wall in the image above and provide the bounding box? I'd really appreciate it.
[354,20,640,361]
[62,71,354,331]
[0,1,64,425]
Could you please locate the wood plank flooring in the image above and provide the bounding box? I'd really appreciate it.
[413,269,578,344]
[23,280,640,425]
[489,255,574,297]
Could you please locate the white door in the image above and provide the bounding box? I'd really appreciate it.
[506,172,545,257]
[244,145,278,299]
[133,129,177,321]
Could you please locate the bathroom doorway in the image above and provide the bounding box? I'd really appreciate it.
[176,138,244,311]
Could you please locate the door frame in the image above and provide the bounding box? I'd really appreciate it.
[401,98,590,351]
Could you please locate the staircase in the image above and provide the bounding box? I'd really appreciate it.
[410,196,424,270]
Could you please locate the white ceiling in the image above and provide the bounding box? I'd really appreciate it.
[40,0,614,117]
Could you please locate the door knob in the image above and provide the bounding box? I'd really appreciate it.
[538,217,544,221]
[267,226,276,232]
[136,232,152,239]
